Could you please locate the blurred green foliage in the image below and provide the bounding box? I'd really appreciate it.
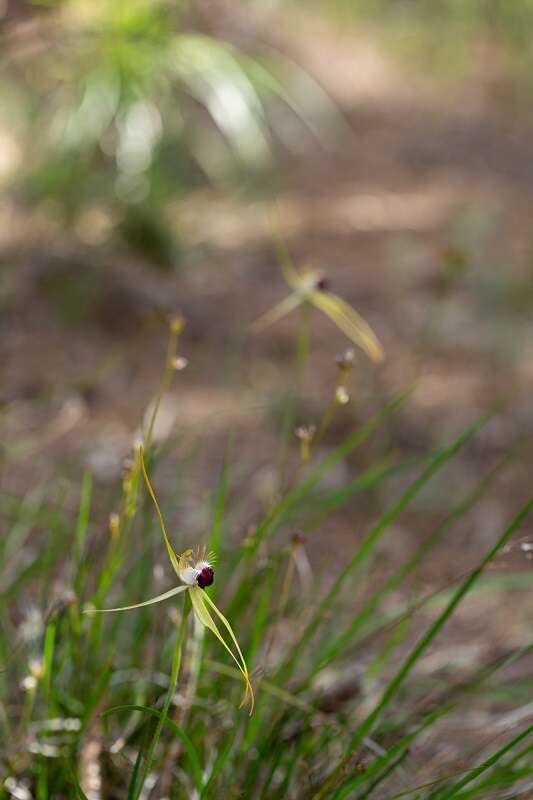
[0,0,302,268]
[318,0,533,45]
[307,0,533,80]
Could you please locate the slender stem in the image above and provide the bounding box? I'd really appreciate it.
[273,303,310,497]
[88,322,183,655]
[158,618,204,793]
[314,366,353,452]
[262,544,297,663]
[144,321,182,452]
[313,394,338,450]
[134,597,190,800]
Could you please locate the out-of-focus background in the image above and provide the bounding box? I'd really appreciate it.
[3,0,533,552]
[2,1,533,796]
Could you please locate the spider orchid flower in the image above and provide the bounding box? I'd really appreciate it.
[86,446,254,714]
[252,247,384,363]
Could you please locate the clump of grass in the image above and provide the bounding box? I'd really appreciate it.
[2,2,346,269]
[1,309,533,799]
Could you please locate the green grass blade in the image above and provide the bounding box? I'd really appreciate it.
[452,741,533,799]
[102,702,203,792]
[329,705,451,800]
[431,724,533,799]
[68,770,90,800]
[279,412,492,680]
[355,748,410,800]
[200,732,236,798]
[385,735,533,799]
[42,618,56,713]
[289,456,429,530]
[1,486,45,564]
[73,470,92,595]
[227,392,409,619]
[314,450,514,674]
[246,562,276,668]
[209,442,232,603]
[323,494,533,798]
[253,390,410,549]
[127,744,145,800]
[133,605,189,799]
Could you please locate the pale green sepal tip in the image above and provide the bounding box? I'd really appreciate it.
[84,585,187,614]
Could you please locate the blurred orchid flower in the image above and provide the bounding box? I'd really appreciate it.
[252,242,384,363]
[86,446,254,714]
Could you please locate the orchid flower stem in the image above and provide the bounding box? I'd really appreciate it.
[158,617,204,791]
[135,597,191,800]
[86,387,167,673]
[144,322,181,452]
[89,321,181,652]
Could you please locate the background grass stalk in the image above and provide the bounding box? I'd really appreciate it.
[431,724,533,799]
[316,494,533,799]
[134,597,190,800]
[277,413,490,683]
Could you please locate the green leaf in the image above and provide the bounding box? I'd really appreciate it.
[279,412,492,681]
[325,493,533,799]
[103,703,203,792]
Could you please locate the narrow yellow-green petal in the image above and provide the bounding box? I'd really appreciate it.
[189,587,254,714]
[139,446,181,577]
[309,289,384,363]
[251,291,303,332]
[201,590,250,681]
[189,588,240,670]
[189,588,242,674]
[84,585,187,614]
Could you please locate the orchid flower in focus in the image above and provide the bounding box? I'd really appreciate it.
[85,446,254,714]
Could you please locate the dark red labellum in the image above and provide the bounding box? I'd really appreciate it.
[315,275,330,292]
[196,566,214,589]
